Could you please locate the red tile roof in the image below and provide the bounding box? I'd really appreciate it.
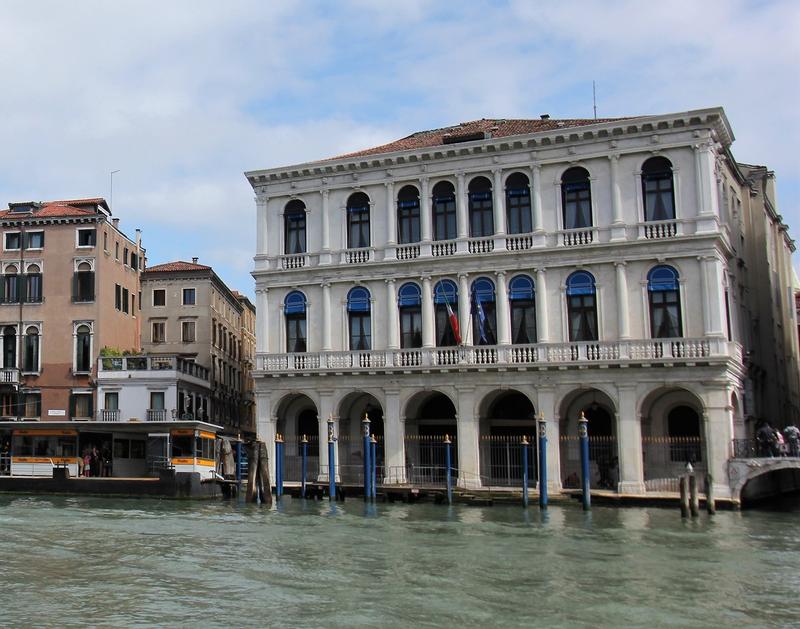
[335,117,633,159]
[144,260,212,273]
[0,198,108,220]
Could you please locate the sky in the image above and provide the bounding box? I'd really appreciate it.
[0,0,798,296]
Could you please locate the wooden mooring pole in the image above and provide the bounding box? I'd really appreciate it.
[705,473,716,515]
[245,441,259,503]
[679,475,689,518]
[257,441,273,506]
[689,473,700,518]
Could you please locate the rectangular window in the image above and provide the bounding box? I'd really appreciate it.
[26,273,42,303]
[115,242,119,260]
[152,321,165,344]
[103,231,108,251]
[2,274,20,304]
[124,247,129,265]
[70,393,93,419]
[77,228,96,247]
[182,288,196,306]
[23,329,39,372]
[150,391,165,410]
[73,271,95,302]
[130,253,138,271]
[25,231,44,249]
[104,392,119,411]
[23,393,41,418]
[114,439,130,459]
[122,288,129,314]
[131,295,136,315]
[4,232,20,250]
[182,320,196,343]
[153,289,166,307]
[115,284,121,310]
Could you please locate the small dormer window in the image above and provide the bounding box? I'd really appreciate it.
[77,228,96,247]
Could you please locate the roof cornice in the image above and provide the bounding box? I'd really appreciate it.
[244,107,733,188]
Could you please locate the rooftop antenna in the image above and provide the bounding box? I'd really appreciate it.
[592,81,597,120]
[110,169,120,212]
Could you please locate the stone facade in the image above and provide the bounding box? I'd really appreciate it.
[245,108,799,499]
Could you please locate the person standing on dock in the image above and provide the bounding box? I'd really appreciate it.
[783,425,799,458]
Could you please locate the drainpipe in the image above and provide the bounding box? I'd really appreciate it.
[16,223,25,421]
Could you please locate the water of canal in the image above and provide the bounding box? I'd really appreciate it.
[1,495,798,628]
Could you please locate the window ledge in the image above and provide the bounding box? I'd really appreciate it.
[72,371,91,376]
[21,372,40,377]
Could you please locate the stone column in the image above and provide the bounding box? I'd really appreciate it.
[385,180,396,245]
[421,276,435,348]
[255,194,268,256]
[458,273,471,345]
[609,154,626,241]
[456,172,468,239]
[321,282,332,351]
[456,387,481,488]
[492,168,506,235]
[320,189,331,263]
[535,268,549,343]
[699,256,726,336]
[615,385,645,493]
[495,270,510,345]
[615,262,631,340]
[420,177,431,243]
[255,288,269,354]
[317,391,337,482]
[537,386,562,493]
[385,279,399,349]
[530,164,545,246]
[694,140,720,233]
[255,391,275,480]
[704,388,734,500]
[383,389,405,483]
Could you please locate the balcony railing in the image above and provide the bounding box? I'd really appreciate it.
[257,338,739,374]
[99,355,209,381]
[0,368,20,385]
[641,219,679,240]
[99,409,121,422]
[147,409,168,422]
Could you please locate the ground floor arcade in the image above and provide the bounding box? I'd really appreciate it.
[255,366,745,500]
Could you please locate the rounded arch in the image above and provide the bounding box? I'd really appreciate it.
[468,175,492,193]
[479,389,536,423]
[647,265,680,289]
[397,184,420,202]
[509,274,535,299]
[403,389,457,423]
[641,155,674,175]
[346,191,371,208]
[284,290,307,313]
[560,165,591,184]
[558,387,619,490]
[471,277,495,302]
[478,389,537,486]
[433,279,458,304]
[25,263,40,274]
[398,282,421,306]
[504,171,530,189]
[566,270,596,295]
[346,286,370,312]
[275,393,320,465]
[336,390,385,480]
[431,180,455,197]
[284,198,306,213]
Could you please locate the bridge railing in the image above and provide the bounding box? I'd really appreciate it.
[732,438,800,458]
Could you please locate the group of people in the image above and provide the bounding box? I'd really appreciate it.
[80,443,112,477]
[756,422,800,458]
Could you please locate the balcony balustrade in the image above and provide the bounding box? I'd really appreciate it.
[99,355,209,381]
[99,409,121,422]
[146,409,168,422]
[640,219,679,240]
[0,368,20,385]
[256,337,739,375]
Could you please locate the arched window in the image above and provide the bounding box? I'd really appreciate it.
[468,176,494,237]
[397,186,421,244]
[2,264,19,304]
[509,275,537,344]
[505,172,532,234]
[398,283,422,348]
[26,263,42,303]
[347,192,370,249]
[432,181,457,241]
[73,261,94,302]
[347,287,371,350]
[434,279,460,346]
[23,326,39,372]
[648,266,682,338]
[2,325,16,368]
[642,157,675,222]
[471,277,496,345]
[75,324,92,372]
[284,200,306,255]
[566,271,598,341]
[561,167,592,229]
[284,291,307,353]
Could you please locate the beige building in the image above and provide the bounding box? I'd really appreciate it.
[234,291,256,435]
[0,198,143,420]
[140,259,254,435]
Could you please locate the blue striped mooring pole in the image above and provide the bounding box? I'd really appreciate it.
[370,435,378,500]
[537,413,548,509]
[579,411,591,510]
[275,434,284,499]
[327,415,336,501]
[521,435,529,508]
[234,441,242,483]
[362,413,371,501]
[301,435,308,498]
[444,434,453,505]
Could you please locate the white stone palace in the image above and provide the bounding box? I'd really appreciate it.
[245,108,799,500]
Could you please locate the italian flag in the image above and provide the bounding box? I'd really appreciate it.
[446,299,462,345]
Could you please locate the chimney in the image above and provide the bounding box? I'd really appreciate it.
[135,228,141,248]
[192,257,199,264]
[112,218,120,229]
[540,114,550,120]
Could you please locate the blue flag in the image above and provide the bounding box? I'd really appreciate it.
[472,290,488,344]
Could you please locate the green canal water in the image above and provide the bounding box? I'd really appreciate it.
[1,495,798,628]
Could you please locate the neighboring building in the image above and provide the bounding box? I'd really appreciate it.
[246,107,800,500]
[140,259,253,435]
[234,291,257,437]
[0,198,143,421]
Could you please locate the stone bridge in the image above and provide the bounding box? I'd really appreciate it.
[728,456,800,505]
